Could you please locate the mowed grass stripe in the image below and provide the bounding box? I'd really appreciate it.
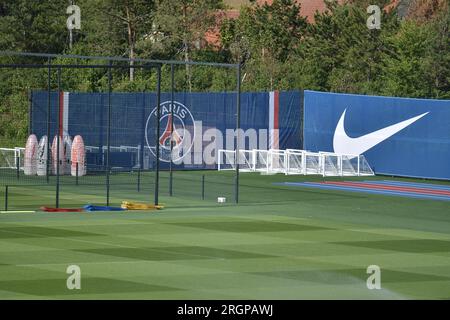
[0,277,180,296]
[0,172,449,299]
[165,221,332,233]
[75,246,275,261]
[0,226,101,239]
[248,268,450,284]
[333,239,450,253]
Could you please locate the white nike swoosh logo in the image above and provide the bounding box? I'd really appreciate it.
[333,109,429,155]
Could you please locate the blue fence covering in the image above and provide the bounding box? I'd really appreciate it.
[303,90,450,180]
[30,89,449,179]
[30,90,302,171]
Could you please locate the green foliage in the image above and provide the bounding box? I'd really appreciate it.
[152,0,225,90]
[0,0,448,147]
[221,0,308,90]
[423,7,450,98]
[380,21,432,97]
[380,6,450,99]
[290,2,400,94]
[0,0,67,53]
[153,0,224,55]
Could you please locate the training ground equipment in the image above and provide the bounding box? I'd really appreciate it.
[71,135,86,176]
[121,201,164,210]
[24,134,38,175]
[267,149,287,174]
[217,148,283,174]
[40,206,84,212]
[51,135,65,175]
[217,149,240,171]
[237,149,255,172]
[342,154,374,176]
[285,149,305,175]
[303,151,322,175]
[36,135,49,176]
[83,204,125,211]
[218,148,374,177]
[0,148,15,169]
[0,147,24,170]
[356,155,375,176]
[253,149,269,173]
[319,151,342,176]
[217,149,254,172]
[218,149,288,174]
[318,152,374,177]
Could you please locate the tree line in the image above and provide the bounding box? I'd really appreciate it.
[0,0,448,146]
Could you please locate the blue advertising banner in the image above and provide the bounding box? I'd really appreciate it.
[31,90,302,170]
[304,90,450,180]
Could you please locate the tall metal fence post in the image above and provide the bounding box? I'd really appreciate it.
[76,162,79,186]
[4,186,8,211]
[28,91,33,136]
[201,175,205,200]
[16,155,20,180]
[106,62,112,206]
[55,67,61,208]
[169,63,174,196]
[300,89,305,149]
[235,64,241,204]
[46,58,51,183]
[137,168,141,192]
[154,66,161,205]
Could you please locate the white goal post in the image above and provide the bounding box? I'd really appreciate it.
[319,151,375,177]
[253,149,269,173]
[217,148,374,177]
[238,149,255,172]
[252,149,287,174]
[0,147,24,170]
[285,149,305,175]
[267,149,287,174]
[319,151,341,176]
[217,149,254,172]
[218,149,286,174]
[303,151,322,175]
[218,149,236,171]
[355,154,375,176]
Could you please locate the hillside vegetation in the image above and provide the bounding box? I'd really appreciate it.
[0,0,448,147]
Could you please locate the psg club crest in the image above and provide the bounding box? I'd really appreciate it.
[145,101,196,162]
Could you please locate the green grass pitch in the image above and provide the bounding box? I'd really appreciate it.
[0,170,449,299]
